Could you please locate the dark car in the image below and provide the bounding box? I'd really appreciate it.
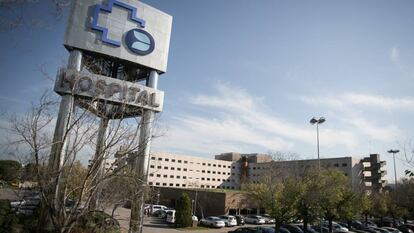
[397,225,414,233]
[296,224,319,233]
[311,225,329,233]
[228,227,257,233]
[282,224,304,233]
[236,215,246,226]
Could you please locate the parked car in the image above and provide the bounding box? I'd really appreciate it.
[382,227,402,233]
[262,214,276,224]
[282,224,304,233]
[372,227,391,233]
[236,215,246,225]
[228,227,258,233]
[312,225,330,233]
[200,216,226,228]
[322,221,348,233]
[218,215,238,227]
[245,215,266,225]
[403,225,414,232]
[150,205,168,214]
[166,210,175,223]
[397,225,414,233]
[296,224,319,233]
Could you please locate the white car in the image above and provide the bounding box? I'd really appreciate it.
[262,214,276,224]
[200,216,226,228]
[150,205,168,214]
[245,215,266,224]
[218,215,237,227]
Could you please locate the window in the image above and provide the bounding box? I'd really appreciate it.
[212,171,216,174]
[177,168,181,171]
[212,178,216,181]
[201,178,205,180]
[172,159,176,162]
[334,163,339,167]
[211,186,215,188]
[155,182,160,185]
[164,166,168,170]
[178,160,182,163]
[208,163,211,166]
[182,184,186,187]
[149,174,154,177]
[171,167,175,170]
[184,161,188,164]
[201,185,205,188]
[162,183,167,186]
[183,176,187,179]
[163,175,167,178]
[176,184,180,187]
[228,166,231,168]
[149,182,153,185]
[213,164,216,167]
[169,183,173,186]
[156,174,161,177]
[151,157,155,160]
[177,176,180,179]
[218,172,221,174]
[165,158,169,162]
[207,171,211,174]
[202,170,205,173]
[342,163,348,167]
[183,168,187,171]
[232,166,236,169]
[227,172,231,175]
[206,185,210,188]
[157,166,161,169]
[158,157,162,161]
[207,178,210,181]
[170,175,174,178]
[218,165,222,168]
[150,165,155,168]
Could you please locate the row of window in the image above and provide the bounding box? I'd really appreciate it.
[148,173,236,183]
[149,164,234,176]
[148,182,235,190]
[150,156,234,169]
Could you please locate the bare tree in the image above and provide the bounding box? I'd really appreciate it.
[5,85,159,232]
[0,0,71,31]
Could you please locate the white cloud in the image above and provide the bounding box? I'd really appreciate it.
[154,83,362,156]
[303,93,414,111]
[299,92,405,142]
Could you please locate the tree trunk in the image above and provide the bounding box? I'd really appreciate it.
[364,214,368,226]
[304,218,308,231]
[328,218,333,233]
[275,221,282,233]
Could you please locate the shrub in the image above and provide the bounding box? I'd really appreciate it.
[175,192,192,228]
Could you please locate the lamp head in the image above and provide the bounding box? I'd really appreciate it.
[310,117,318,124]
[318,117,326,124]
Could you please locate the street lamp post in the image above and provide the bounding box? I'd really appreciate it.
[310,117,326,232]
[387,149,400,189]
[310,117,326,170]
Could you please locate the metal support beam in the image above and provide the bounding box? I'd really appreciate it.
[48,50,82,209]
[90,117,109,210]
[129,70,158,233]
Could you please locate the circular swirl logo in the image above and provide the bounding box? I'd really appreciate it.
[125,29,155,56]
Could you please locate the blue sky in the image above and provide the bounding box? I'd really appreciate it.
[0,0,413,182]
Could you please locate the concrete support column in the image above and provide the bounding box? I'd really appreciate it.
[129,70,158,233]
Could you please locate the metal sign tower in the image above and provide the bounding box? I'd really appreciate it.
[48,1,172,232]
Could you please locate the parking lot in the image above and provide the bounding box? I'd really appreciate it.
[112,207,274,233]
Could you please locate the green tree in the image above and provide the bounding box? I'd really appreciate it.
[0,160,21,182]
[319,170,352,233]
[360,193,373,226]
[175,192,192,228]
[243,171,300,233]
[371,192,388,226]
[294,171,321,230]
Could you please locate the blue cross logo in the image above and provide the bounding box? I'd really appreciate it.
[91,0,155,56]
